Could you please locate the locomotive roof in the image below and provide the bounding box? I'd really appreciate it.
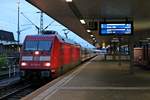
[25,34,80,46]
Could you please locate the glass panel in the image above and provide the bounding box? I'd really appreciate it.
[100,23,132,35]
[38,41,51,50]
[24,40,52,51]
[25,41,38,50]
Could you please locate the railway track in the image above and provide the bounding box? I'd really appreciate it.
[0,85,37,100]
[0,78,49,100]
[0,80,42,100]
[0,73,18,80]
[0,70,20,80]
[0,74,9,80]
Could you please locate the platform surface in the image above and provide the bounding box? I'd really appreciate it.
[22,55,150,100]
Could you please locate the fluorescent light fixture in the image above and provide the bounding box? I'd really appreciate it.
[93,38,96,40]
[80,19,86,24]
[90,35,94,37]
[66,0,72,2]
[87,29,91,33]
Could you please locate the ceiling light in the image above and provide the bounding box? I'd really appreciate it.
[80,19,86,24]
[66,0,72,2]
[93,38,96,40]
[90,35,94,37]
[87,30,91,33]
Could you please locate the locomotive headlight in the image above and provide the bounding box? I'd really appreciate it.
[21,62,27,66]
[34,51,40,55]
[44,62,51,67]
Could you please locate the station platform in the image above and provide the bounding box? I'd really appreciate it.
[22,55,150,100]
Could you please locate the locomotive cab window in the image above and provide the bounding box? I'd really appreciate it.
[25,41,38,51]
[24,40,52,51]
[38,41,51,51]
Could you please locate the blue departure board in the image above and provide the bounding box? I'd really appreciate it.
[99,23,133,35]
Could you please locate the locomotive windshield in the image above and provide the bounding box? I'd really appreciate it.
[24,40,52,51]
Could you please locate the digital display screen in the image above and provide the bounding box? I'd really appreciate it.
[99,23,133,35]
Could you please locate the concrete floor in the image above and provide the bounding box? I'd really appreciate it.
[22,55,150,100]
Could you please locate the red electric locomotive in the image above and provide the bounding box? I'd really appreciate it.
[20,31,93,79]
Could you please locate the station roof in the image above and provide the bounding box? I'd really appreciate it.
[0,30,15,41]
[26,0,150,45]
[0,30,17,45]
